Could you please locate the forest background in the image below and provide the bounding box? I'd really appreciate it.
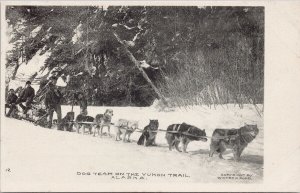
[5,6,264,107]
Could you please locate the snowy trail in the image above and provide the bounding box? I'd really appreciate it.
[1,105,263,190]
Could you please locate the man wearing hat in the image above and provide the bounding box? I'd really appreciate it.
[16,81,35,114]
[44,76,63,129]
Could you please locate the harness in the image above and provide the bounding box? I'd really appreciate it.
[183,127,206,140]
[240,130,255,144]
[174,124,206,140]
[118,120,138,132]
[211,129,256,143]
[148,125,158,133]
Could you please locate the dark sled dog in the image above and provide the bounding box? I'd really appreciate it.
[75,114,94,134]
[53,112,75,131]
[61,112,75,131]
[137,120,159,146]
[93,109,114,137]
[166,123,207,153]
[209,124,259,161]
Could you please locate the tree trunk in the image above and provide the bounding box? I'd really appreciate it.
[112,32,168,106]
[85,7,92,76]
[11,63,20,80]
[127,76,132,105]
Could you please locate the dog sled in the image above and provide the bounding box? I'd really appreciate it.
[16,103,49,127]
[9,80,52,127]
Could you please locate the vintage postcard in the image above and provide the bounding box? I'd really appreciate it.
[1,0,299,192]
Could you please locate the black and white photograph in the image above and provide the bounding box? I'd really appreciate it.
[0,1,299,192]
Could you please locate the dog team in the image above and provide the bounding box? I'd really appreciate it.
[61,108,149,143]
[58,107,259,161]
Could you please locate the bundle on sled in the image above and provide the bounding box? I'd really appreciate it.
[18,103,49,127]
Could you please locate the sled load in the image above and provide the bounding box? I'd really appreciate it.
[22,104,49,127]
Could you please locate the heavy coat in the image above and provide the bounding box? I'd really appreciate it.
[7,93,18,104]
[18,86,35,103]
[44,85,63,109]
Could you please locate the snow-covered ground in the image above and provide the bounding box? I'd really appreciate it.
[1,104,263,190]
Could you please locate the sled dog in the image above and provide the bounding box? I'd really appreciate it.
[61,112,75,131]
[75,114,94,134]
[137,120,159,146]
[93,109,114,137]
[53,112,75,131]
[166,123,207,153]
[209,124,259,161]
[115,119,138,142]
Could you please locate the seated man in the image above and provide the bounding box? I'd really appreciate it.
[16,81,35,114]
[5,89,18,117]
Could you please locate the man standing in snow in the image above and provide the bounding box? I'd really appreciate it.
[5,89,18,117]
[44,76,63,130]
[16,81,35,114]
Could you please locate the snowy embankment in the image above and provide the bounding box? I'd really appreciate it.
[1,104,263,190]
